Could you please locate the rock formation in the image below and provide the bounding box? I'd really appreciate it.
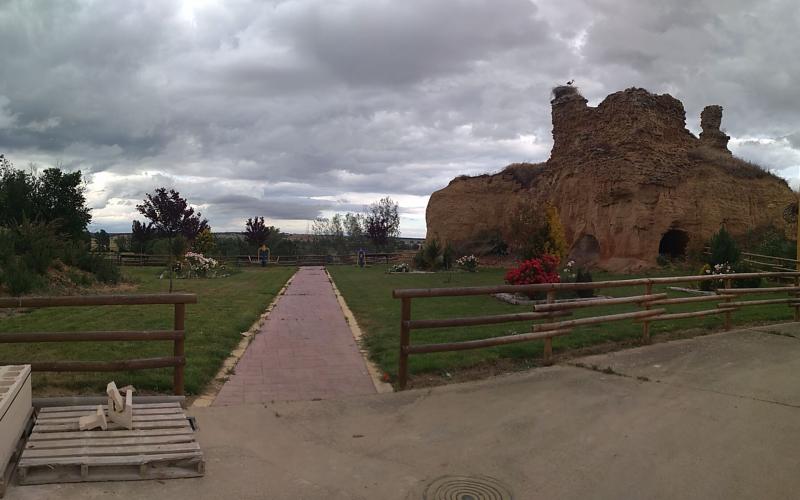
[426,87,793,271]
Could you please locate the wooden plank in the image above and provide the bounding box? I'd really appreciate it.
[646,308,737,322]
[533,309,665,332]
[27,427,194,441]
[37,407,184,420]
[392,272,800,298]
[36,414,187,425]
[39,402,180,413]
[0,293,197,309]
[0,330,183,343]
[405,328,572,355]
[648,295,724,306]
[22,442,200,460]
[33,420,190,433]
[742,252,799,264]
[27,434,196,449]
[718,298,798,307]
[19,451,202,468]
[717,286,800,294]
[1,356,184,373]
[405,310,570,329]
[17,460,203,485]
[533,293,666,312]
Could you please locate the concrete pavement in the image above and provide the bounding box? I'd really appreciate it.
[8,323,800,499]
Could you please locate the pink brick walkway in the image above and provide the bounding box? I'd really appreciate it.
[213,266,376,405]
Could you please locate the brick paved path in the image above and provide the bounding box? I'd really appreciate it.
[213,266,376,405]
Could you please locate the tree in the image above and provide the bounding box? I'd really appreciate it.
[95,230,110,252]
[543,203,568,260]
[136,188,209,292]
[244,217,277,248]
[0,155,91,239]
[507,201,566,260]
[708,226,740,267]
[344,213,365,246]
[365,197,400,249]
[193,228,215,255]
[131,220,156,254]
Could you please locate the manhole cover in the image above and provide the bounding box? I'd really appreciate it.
[423,475,513,500]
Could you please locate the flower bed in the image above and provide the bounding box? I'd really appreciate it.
[504,254,560,299]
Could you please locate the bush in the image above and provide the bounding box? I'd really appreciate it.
[733,262,762,288]
[507,202,567,260]
[708,227,740,267]
[504,254,560,299]
[1,256,44,295]
[456,255,479,272]
[699,262,734,291]
[388,263,409,273]
[181,252,220,278]
[575,268,594,298]
[415,239,446,271]
[77,253,121,284]
[13,219,61,274]
[442,242,455,270]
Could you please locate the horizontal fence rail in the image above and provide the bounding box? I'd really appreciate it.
[0,293,197,395]
[392,271,800,389]
[107,252,416,267]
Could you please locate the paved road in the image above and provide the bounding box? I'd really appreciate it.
[10,323,800,499]
[214,266,376,405]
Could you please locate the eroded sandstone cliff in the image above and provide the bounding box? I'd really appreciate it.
[426,87,793,271]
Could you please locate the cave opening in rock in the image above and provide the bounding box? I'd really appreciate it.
[658,229,689,259]
[568,234,601,266]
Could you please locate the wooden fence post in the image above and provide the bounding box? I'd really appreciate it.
[173,303,186,395]
[542,291,556,365]
[642,282,653,344]
[398,298,411,390]
[723,278,732,330]
[794,276,800,322]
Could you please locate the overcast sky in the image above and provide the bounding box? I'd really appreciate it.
[1,0,799,236]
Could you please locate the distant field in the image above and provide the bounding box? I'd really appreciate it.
[328,265,795,386]
[0,266,295,395]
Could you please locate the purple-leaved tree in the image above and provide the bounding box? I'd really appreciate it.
[136,188,209,292]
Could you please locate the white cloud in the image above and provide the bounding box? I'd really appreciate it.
[1,0,799,237]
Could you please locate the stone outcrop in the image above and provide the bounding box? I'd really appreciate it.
[699,105,731,151]
[426,87,794,271]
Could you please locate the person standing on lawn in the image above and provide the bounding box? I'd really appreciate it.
[258,244,270,267]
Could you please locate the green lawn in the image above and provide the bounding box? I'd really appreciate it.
[328,265,796,383]
[0,266,295,395]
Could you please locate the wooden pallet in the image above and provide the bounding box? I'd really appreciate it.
[17,402,204,485]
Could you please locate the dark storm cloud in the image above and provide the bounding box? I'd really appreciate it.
[1,0,799,235]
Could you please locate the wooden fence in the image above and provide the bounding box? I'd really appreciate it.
[392,271,800,389]
[0,293,197,395]
[110,251,415,267]
[741,252,799,273]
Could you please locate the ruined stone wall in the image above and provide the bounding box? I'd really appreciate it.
[426,87,793,271]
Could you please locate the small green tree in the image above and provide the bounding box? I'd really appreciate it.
[708,226,740,267]
[507,201,567,260]
[543,204,568,260]
[193,228,215,255]
[95,230,111,252]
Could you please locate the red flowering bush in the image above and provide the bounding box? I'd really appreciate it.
[504,254,561,298]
